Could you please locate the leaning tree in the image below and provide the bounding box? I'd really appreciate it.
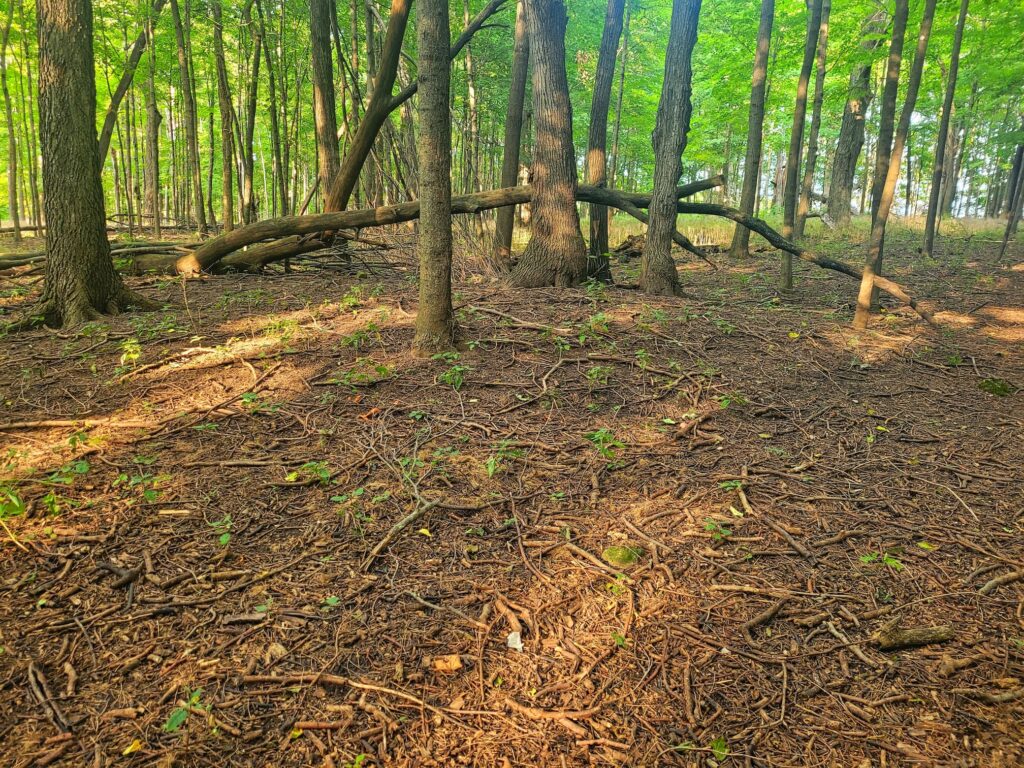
[31,0,153,328]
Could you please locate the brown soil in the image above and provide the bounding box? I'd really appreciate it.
[1,227,1022,767]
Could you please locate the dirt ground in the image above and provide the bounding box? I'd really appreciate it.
[0,224,1022,767]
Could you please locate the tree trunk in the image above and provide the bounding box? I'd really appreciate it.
[510,0,587,288]
[144,8,161,238]
[311,0,341,207]
[97,0,167,166]
[584,0,626,281]
[780,0,823,289]
[871,0,909,223]
[257,0,286,218]
[854,0,937,329]
[212,0,235,232]
[34,0,152,327]
[608,0,631,190]
[1,1,21,241]
[827,11,882,228]
[492,0,530,269]
[728,0,774,258]
[169,0,206,233]
[922,0,969,257]
[413,0,456,354]
[240,0,262,223]
[639,0,701,296]
[795,0,831,239]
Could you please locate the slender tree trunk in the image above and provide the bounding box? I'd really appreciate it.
[240,1,262,223]
[608,0,631,191]
[640,0,702,296]
[34,0,152,327]
[922,0,969,256]
[584,0,626,281]
[492,0,530,268]
[728,0,774,258]
[795,0,830,239]
[144,8,160,238]
[212,0,235,232]
[169,0,206,233]
[413,0,455,354]
[853,0,937,329]
[462,0,480,195]
[311,0,341,207]
[780,0,823,289]
[257,0,285,218]
[97,0,167,166]
[1,1,21,241]
[871,0,909,223]
[510,0,587,288]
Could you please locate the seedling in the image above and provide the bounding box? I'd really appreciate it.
[484,440,524,478]
[163,689,204,733]
[585,428,624,459]
[704,518,732,542]
[210,514,233,547]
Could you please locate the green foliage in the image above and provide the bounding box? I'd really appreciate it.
[163,689,204,733]
[585,428,624,459]
[209,514,233,547]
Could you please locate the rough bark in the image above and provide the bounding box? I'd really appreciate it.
[413,0,456,354]
[922,0,969,257]
[608,0,631,190]
[854,0,937,329]
[795,0,831,239]
[871,0,909,223]
[492,0,530,269]
[212,0,235,232]
[33,0,152,328]
[240,0,262,223]
[728,0,774,258]
[311,0,341,205]
[640,0,701,296]
[510,0,587,288]
[97,0,167,166]
[780,0,823,289]
[585,0,626,281]
[169,0,207,233]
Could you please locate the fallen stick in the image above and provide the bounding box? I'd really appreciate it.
[742,598,788,644]
[872,618,954,651]
[979,569,1024,595]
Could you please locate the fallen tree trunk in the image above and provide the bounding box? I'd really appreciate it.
[167,178,935,324]
[176,176,725,274]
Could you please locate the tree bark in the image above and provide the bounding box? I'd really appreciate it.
[728,0,774,258]
[212,0,235,232]
[853,0,937,329]
[795,0,831,239]
[413,0,456,354]
[780,0,823,289]
[311,0,341,207]
[871,0,909,223]
[1,1,21,241]
[584,0,626,281]
[492,0,530,269]
[608,0,631,190]
[34,0,152,328]
[144,8,161,238]
[922,0,969,257]
[640,0,701,296]
[510,0,587,288]
[240,0,262,223]
[169,0,206,233]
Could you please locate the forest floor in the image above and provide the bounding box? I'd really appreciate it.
[0,222,1022,767]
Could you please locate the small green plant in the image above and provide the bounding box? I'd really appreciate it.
[210,514,233,547]
[0,487,26,520]
[321,595,342,611]
[119,338,142,368]
[439,364,470,391]
[113,471,166,502]
[715,391,748,409]
[979,378,1014,396]
[587,312,610,333]
[704,518,732,542]
[286,461,331,485]
[859,551,905,572]
[611,631,629,648]
[343,755,368,768]
[585,365,613,386]
[484,440,524,478]
[49,459,90,485]
[585,428,624,459]
[163,688,204,733]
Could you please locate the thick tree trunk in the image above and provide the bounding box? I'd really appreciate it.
[871,0,909,223]
[1,2,20,242]
[854,0,937,329]
[413,0,456,354]
[922,0,969,257]
[640,0,701,296]
[311,0,341,206]
[212,0,235,232]
[510,0,587,288]
[492,0,530,269]
[584,0,626,281]
[169,0,206,233]
[780,0,823,289]
[728,0,774,258]
[795,0,831,239]
[97,0,167,166]
[34,0,152,327]
[827,15,880,228]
